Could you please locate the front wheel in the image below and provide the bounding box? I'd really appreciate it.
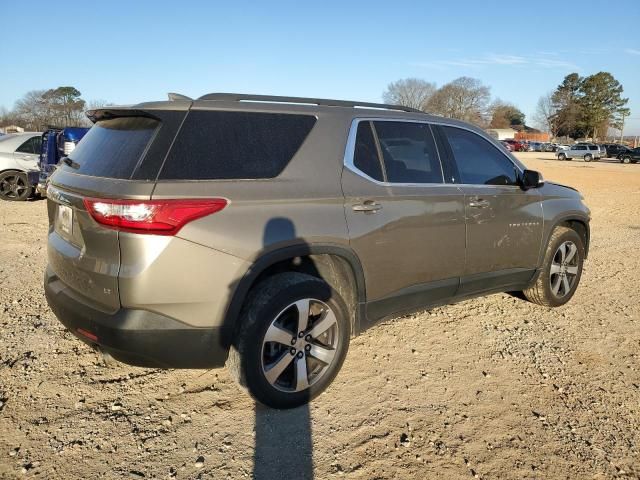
[584,154,593,162]
[522,226,585,307]
[557,153,567,161]
[621,156,631,164]
[227,272,350,409]
[0,171,32,201]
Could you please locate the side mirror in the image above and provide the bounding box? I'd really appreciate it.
[520,169,544,190]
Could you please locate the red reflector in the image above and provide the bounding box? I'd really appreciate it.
[83,198,228,235]
[77,328,98,342]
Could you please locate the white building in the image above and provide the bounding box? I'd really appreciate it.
[0,125,25,134]
[486,128,517,140]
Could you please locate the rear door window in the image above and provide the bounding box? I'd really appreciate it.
[158,111,316,180]
[373,121,443,184]
[61,116,159,179]
[352,121,384,181]
[16,136,41,154]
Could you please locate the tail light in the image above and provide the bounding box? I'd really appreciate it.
[83,198,228,235]
[63,141,76,155]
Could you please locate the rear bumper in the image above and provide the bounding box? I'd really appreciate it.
[44,267,229,368]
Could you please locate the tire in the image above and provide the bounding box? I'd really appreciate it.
[227,272,350,409]
[0,171,32,201]
[558,153,566,161]
[522,226,585,307]
[584,154,592,162]
[622,156,631,164]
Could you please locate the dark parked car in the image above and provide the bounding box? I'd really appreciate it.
[619,148,640,164]
[599,143,633,159]
[44,93,591,408]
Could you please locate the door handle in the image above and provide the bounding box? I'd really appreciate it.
[468,198,490,208]
[352,201,382,213]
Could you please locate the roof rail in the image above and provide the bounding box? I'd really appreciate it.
[196,92,423,113]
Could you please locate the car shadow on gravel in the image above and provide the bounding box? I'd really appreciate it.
[253,404,313,479]
[230,218,314,479]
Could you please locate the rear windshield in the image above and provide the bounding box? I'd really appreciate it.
[62,117,159,179]
[158,110,317,180]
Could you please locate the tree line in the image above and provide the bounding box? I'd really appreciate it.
[383,72,629,140]
[383,77,528,131]
[533,72,629,140]
[0,87,111,131]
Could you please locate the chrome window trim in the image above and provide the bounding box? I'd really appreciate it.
[343,117,524,189]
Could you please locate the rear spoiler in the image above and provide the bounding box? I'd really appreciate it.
[85,109,162,124]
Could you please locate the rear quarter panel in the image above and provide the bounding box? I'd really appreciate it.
[151,109,352,262]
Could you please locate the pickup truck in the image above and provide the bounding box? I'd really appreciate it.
[35,127,89,195]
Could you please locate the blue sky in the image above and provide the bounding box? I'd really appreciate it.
[3,0,640,134]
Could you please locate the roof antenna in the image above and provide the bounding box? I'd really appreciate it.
[167,92,192,101]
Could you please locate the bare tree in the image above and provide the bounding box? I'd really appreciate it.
[382,78,436,111]
[426,77,490,125]
[13,90,51,131]
[532,92,557,136]
[87,99,114,110]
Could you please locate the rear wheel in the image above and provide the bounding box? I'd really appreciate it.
[227,272,350,409]
[584,154,592,162]
[0,171,32,201]
[622,156,631,164]
[522,226,584,307]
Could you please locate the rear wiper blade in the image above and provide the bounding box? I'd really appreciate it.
[60,157,80,169]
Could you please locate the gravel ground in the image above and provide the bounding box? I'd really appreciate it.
[1,153,639,479]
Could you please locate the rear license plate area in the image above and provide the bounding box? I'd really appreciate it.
[56,204,73,236]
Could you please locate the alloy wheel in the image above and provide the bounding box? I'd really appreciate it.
[549,241,579,298]
[0,174,28,199]
[261,298,340,393]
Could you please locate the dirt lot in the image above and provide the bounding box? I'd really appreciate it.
[1,152,639,479]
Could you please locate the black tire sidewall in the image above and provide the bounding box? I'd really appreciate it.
[539,229,585,307]
[237,274,350,409]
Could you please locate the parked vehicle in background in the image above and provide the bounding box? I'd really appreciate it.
[619,148,640,164]
[36,127,90,196]
[556,144,602,162]
[600,143,633,159]
[0,132,42,201]
[500,141,513,151]
[542,143,557,152]
[529,142,543,152]
[44,92,591,408]
[504,139,527,152]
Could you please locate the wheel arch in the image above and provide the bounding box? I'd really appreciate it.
[546,215,590,260]
[221,244,367,348]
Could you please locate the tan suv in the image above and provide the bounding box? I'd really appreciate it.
[44,93,590,408]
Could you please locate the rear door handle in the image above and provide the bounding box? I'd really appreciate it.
[468,198,490,208]
[352,201,382,213]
